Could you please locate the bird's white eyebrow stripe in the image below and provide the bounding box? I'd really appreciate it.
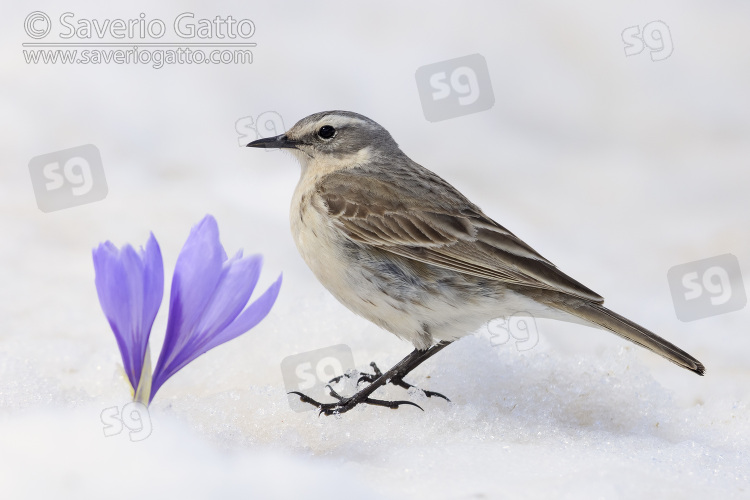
[322,115,370,128]
[296,115,371,137]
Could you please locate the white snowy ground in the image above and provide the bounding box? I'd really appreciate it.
[1,1,749,498]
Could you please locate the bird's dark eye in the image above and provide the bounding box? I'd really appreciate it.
[318,125,336,139]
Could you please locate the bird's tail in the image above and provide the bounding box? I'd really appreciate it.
[551,300,705,375]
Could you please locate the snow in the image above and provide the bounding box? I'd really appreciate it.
[2,1,749,498]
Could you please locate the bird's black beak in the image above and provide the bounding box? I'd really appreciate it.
[246,134,300,149]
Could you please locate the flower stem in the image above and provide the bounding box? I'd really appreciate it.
[134,345,153,406]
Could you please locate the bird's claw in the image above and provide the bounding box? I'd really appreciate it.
[336,362,451,402]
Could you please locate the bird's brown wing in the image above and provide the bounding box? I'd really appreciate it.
[317,169,604,303]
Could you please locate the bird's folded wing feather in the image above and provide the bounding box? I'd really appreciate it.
[317,169,604,303]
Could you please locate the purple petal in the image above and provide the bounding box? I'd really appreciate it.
[141,234,164,350]
[193,254,262,340]
[168,216,224,337]
[205,273,282,350]
[93,234,163,391]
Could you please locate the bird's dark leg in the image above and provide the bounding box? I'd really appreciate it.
[354,342,452,401]
[290,341,453,416]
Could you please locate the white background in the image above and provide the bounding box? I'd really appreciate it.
[1,1,748,498]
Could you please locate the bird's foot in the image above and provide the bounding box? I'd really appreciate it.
[288,385,423,416]
[330,362,451,402]
[290,343,454,416]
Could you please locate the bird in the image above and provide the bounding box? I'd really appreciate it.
[246,110,705,415]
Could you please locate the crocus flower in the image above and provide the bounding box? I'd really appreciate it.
[93,215,282,405]
[93,234,163,401]
[150,216,282,402]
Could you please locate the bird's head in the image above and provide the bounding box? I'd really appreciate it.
[246,110,399,174]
